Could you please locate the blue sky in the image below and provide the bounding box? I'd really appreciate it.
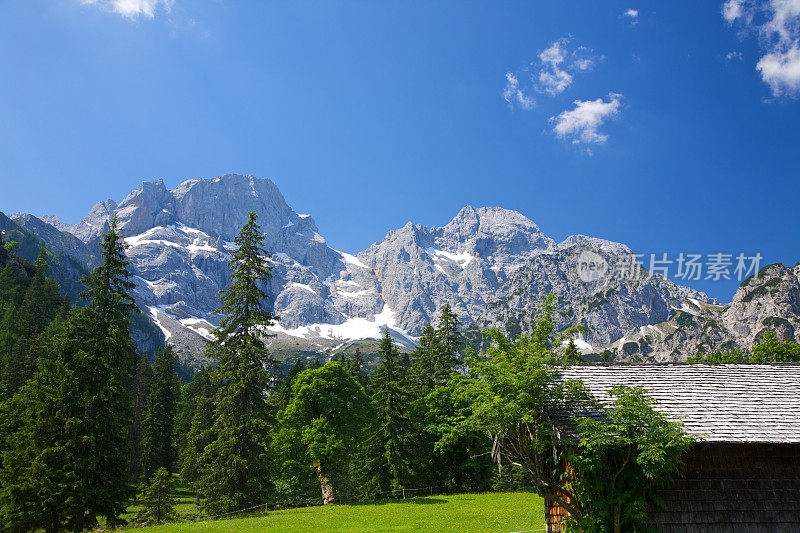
[0,0,798,301]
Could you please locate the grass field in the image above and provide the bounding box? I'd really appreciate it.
[131,491,545,533]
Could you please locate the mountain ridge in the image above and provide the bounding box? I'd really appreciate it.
[11,172,793,371]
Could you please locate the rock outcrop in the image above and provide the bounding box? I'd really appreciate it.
[11,173,797,369]
[604,263,800,361]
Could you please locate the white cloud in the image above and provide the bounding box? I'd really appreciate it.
[623,9,639,24]
[722,0,800,97]
[503,72,536,110]
[503,38,600,109]
[727,50,745,59]
[757,46,800,94]
[722,0,749,23]
[538,40,573,95]
[81,0,174,19]
[550,93,622,149]
[535,38,599,96]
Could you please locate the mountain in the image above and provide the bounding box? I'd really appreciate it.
[21,176,570,366]
[11,173,797,371]
[601,263,800,361]
[0,212,164,358]
[354,205,557,332]
[478,237,716,349]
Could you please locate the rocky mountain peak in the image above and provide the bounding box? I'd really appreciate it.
[604,262,800,361]
[442,205,546,237]
[435,206,556,269]
[172,174,301,241]
[71,199,118,242]
[115,179,175,238]
[558,234,631,255]
[14,174,794,372]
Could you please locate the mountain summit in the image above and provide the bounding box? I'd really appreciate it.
[12,173,747,368]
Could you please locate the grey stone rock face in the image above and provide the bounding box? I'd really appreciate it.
[558,234,632,255]
[108,175,348,331]
[612,263,800,361]
[356,206,557,334]
[70,199,118,243]
[47,177,567,345]
[480,241,715,347]
[722,263,800,344]
[15,173,796,369]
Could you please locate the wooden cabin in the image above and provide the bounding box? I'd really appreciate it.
[547,364,800,532]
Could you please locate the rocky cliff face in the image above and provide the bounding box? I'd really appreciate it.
[355,205,557,333]
[479,238,716,347]
[605,263,800,361]
[28,177,565,340]
[12,173,798,370]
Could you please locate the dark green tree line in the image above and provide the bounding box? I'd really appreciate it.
[0,217,137,531]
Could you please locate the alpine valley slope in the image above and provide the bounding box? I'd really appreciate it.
[11,173,795,370]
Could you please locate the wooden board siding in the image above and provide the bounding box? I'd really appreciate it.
[545,497,568,532]
[546,443,800,532]
[547,365,800,531]
[653,442,800,532]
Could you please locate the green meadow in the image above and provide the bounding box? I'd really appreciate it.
[130,491,545,533]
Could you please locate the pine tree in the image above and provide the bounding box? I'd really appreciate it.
[434,304,462,378]
[345,348,367,386]
[82,216,137,328]
[276,358,307,409]
[128,353,153,483]
[142,345,181,480]
[196,211,278,515]
[409,323,440,396]
[0,218,136,531]
[0,247,67,397]
[408,307,487,492]
[13,250,63,386]
[16,250,62,335]
[134,468,177,524]
[564,338,582,364]
[365,328,414,494]
[176,369,215,502]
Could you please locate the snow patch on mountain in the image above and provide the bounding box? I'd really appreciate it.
[288,282,316,294]
[178,317,216,341]
[425,247,476,270]
[266,304,412,345]
[338,251,369,269]
[148,306,173,341]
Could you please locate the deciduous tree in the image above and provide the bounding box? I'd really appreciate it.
[276,362,371,504]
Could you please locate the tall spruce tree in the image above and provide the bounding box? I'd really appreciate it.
[128,353,153,483]
[176,369,215,503]
[0,217,137,531]
[141,345,180,480]
[365,328,414,494]
[134,467,178,524]
[196,211,278,515]
[82,216,137,327]
[564,338,582,364]
[434,303,462,377]
[0,247,67,398]
[345,348,366,386]
[409,323,440,396]
[276,359,307,409]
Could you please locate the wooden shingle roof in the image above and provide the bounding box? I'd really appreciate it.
[562,364,800,444]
